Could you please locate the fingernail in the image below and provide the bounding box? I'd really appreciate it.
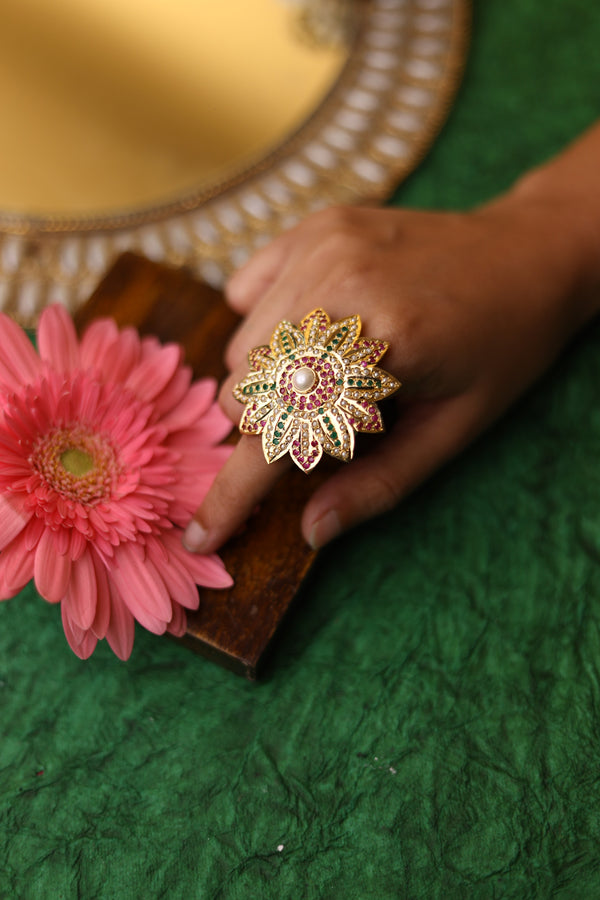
[308,510,341,550]
[182,519,209,552]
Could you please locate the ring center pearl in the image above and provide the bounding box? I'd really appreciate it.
[291,366,317,393]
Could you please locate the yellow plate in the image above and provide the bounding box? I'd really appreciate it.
[0,0,470,325]
[0,0,348,216]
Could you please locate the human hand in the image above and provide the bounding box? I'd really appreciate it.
[183,189,598,553]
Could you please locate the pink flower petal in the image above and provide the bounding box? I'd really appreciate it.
[34,528,72,603]
[175,445,233,474]
[102,327,142,383]
[118,592,167,634]
[90,553,111,639]
[83,323,142,385]
[152,366,192,419]
[149,535,199,611]
[166,601,187,637]
[125,344,182,403]
[112,543,172,628]
[61,603,98,659]
[0,531,35,598]
[166,533,233,590]
[38,305,80,372]
[69,528,88,561]
[63,550,97,630]
[187,552,234,589]
[71,374,102,424]
[0,495,31,551]
[159,379,219,431]
[168,471,226,516]
[22,516,45,552]
[0,314,40,389]
[79,316,119,366]
[54,526,70,555]
[185,404,234,446]
[106,582,135,660]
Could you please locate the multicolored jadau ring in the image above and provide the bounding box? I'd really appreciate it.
[233,308,401,472]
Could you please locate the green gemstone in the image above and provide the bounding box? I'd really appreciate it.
[274,431,281,438]
[282,413,288,419]
[317,407,324,414]
[334,440,341,447]
[356,380,363,387]
[287,405,294,413]
[336,379,343,385]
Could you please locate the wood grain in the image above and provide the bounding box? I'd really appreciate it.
[74,253,321,678]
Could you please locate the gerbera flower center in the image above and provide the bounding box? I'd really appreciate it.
[60,447,95,476]
[31,425,121,504]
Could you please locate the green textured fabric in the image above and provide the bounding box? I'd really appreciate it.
[3,2,600,897]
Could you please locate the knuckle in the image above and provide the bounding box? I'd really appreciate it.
[367,470,404,514]
[314,204,358,233]
[330,255,379,298]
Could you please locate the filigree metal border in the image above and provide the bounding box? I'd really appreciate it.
[0,0,470,326]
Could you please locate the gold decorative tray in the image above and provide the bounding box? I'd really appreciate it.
[0,0,470,326]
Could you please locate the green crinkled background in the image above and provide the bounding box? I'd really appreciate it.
[3,1,600,897]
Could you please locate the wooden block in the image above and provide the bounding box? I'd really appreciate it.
[75,253,321,678]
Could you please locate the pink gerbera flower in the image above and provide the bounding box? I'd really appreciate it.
[0,305,233,660]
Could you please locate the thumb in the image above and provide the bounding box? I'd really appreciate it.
[301,394,483,548]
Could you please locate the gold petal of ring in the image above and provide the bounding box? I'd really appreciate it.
[233,308,401,472]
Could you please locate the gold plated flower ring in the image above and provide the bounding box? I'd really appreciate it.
[233,308,400,472]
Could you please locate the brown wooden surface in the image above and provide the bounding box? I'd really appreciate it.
[75,252,321,678]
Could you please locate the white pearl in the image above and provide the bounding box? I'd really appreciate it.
[292,366,316,393]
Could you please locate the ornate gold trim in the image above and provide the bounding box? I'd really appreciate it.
[0,0,471,326]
